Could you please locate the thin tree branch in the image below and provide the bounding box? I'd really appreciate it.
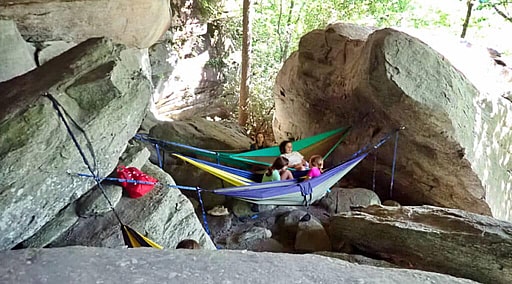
[493,4,512,23]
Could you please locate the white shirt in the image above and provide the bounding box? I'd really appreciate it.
[281,152,303,166]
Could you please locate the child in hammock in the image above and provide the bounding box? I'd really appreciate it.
[279,140,308,170]
[306,155,324,180]
[262,156,293,182]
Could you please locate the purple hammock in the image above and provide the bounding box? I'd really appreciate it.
[207,153,368,205]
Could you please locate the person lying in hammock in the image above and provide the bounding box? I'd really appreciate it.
[305,155,324,180]
[262,156,293,182]
[279,140,309,170]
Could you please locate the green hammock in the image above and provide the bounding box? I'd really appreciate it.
[136,127,351,170]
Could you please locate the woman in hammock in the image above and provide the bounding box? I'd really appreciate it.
[279,140,308,171]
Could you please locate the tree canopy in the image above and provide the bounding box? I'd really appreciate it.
[201,0,511,137]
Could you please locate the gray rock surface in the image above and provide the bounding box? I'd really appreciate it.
[119,141,151,169]
[232,199,256,218]
[320,187,381,214]
[314,251,400,269]
[382,200,401,207]
[276,210,313,240]
[274,23,512,219]
[0,20,36,82]
[149,117,251,151]
[38,41,77,65]
[149,5,236,121]
[0,38,152,250]
[0,247,477,283]
[0,0,171,48]
[226,226,272,250]
[50,160,215,250]
[76,184,123,217]
[295,217,331,252]
[329,205,512,283]
[20,205,78,248]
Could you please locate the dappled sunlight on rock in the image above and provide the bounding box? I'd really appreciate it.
[274,23,511,220]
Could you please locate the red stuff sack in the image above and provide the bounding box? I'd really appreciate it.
[116,166,158,198]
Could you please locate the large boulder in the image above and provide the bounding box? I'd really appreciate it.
[0,0,171,48]
[329,205,512,283]
[0,38,152,250]
[0,247,478,283]
[0,20,36,82]
[38,41,77,66]
[314,251,400,269]
[320,187,381,214]
[148,0,238,121]
[49,160,215,250]
[145,118,251,191]
[295,217,331,252]
[149,117,251,151]
[274,23,512,220]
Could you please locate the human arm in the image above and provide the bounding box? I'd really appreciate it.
[280,169,294,180]
[286,152,307,170]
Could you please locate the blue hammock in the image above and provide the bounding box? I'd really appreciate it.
[174,154,309,183]
[210,153,368,205]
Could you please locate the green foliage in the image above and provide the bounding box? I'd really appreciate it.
[207,0,510,137]
[245,0,414,136]
[475,0,511,10]
[197,0,225,19]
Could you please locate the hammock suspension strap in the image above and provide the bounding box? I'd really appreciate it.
[389,130,400,198]
[46,93,123,225]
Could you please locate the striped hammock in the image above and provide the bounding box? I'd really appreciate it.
[136,127,351,170]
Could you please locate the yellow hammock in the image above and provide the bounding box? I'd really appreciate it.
[173,153,253,186]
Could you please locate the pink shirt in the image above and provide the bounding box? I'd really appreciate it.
[307,167,322,178]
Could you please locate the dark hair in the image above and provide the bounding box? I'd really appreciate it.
[266,156,289,176]
[309,155,323,168]
[279,140,292,154]
[176,239,201,249]
[255,132,265,139]
[255,132,266,147]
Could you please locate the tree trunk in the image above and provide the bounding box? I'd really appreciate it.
[239,0,252,127]
[461,0,474,38]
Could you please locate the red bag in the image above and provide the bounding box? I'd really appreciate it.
[116,166,158,198]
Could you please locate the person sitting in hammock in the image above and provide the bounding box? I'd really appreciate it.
[250,132,268,150]
[279,140,308,171]
[305,155,323,180]
[262,156,293,182]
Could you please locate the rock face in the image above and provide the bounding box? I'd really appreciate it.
[0,20,36,82]
[148,0,240,121]
[0,38,152,250]
[314,251,400,269]
[50,160,216,250]
[149,118,251,151]
[329,205,512,283]
[145,118,252,191]
[273,23,512,220]
[0,0,171,48]
[295,218,332,252]
[320,187,381,214]
[0,247,478,283]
